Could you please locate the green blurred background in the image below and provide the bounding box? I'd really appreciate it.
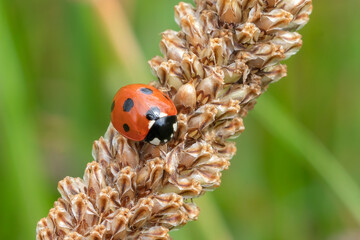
[1,0,360,239]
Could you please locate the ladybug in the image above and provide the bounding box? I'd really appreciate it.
[111,84,178,145]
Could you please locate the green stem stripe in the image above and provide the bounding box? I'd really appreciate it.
[0,2,49,238]
[254,95,360,225]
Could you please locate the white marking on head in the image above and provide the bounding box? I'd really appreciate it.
[164,139,168,143]
[148,120,155,129]
[173,122,178,132]
[150,138,161,145]
[170,134,174,138]
[159,112,168,118]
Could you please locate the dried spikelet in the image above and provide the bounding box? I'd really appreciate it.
[37,0,312,239]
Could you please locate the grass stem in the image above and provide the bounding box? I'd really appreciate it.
[254,95,360,225]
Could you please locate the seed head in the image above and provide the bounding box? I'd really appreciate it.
[37,0,312,239]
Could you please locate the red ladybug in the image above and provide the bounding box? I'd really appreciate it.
[111,84,178,145]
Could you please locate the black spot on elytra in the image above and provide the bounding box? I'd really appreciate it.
[146,107,161,120]
[140,88,153,95]
[123,124,130,132]
[111,100,115,112]
[123,98,134,112]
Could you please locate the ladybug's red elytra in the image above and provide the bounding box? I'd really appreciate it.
[111,84,178,145]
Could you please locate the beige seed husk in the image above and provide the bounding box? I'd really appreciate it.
[37,0,312,239]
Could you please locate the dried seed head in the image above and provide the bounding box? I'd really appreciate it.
[217,0,242,23]
[174,81,197,112]
[236,23,261,44]
[37,0,312,239]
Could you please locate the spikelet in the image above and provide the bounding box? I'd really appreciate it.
[37,0,312,239]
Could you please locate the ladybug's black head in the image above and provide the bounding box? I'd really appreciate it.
[144,115,177,145]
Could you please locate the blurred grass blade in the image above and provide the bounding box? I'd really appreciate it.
[254,95,360,224]
[195,196,234,240]
[0,2,49,238]
[92,0,150,84]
